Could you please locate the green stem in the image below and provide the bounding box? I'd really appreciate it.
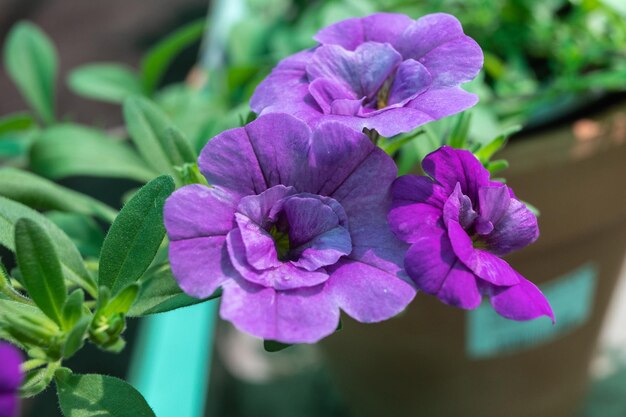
[0,267,34,305]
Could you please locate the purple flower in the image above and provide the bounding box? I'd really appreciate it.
[0,343,23,417]
[164,113,416,343]
[251,13,483,137]
[388,146,554,321]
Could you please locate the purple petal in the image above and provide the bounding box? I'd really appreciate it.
[164,185,236,241]
[219,279,340,344]
[396,13,483,87]
[313,13,413,51]
[404,226,481,309]
[308,78,356,114]
[391,175,447,208]
[421,145,489,202]
[250,50,323,125]
[388,59,432,106]
[236,185,297,228]
[407,87,478,122]
[447,220,519,286]
[330,98,364,116]
[307,43,402,98]
[0,394,19,417]
[483,198,540,256]
[234,213,281,270]
[487,274,555,322]
[226,229,329,291]
[327,107,435,137]
[169,236,233,298]
[326,258,416,322]
[0,344,22,392]
[388,203,442,244]
[442,182,477,228]
[478,185,510,225]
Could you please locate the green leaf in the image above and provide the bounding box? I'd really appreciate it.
[30,124,157,182]
[128,264,217,317]
[474,125,521,164]
[448,112,472,149]
[15,218,67,325]
[0,196,95,297]
[486,159,510,174]
[141,19,205,94]
[123,96,196,180]
[98,176,174,294]
[68,64,143,104]
[62,289,85,329]
[56,371,156,417]
[0,112,36,135]
[21,363,59,397]
[3,22,57,124]
[62,314,91,359]
[263,339,292,352]
[0,168,117,223]
[101,284,139,317]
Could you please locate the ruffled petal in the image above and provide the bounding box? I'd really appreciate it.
[421,145,489,202]
[250,50,323,125]
[487,274,555,322]
[0,394,19,417]
[388,59,432,106]
[391,174,447,208]
[219,279,340,344]
[307,43,402,98]
[164,185,237,241]
[388,203,442,244]
[226,229,329,291]
[483,198,540,256]
[406,87,479,126]
[403,225,481,309]
[169,236,233,298]
[326,258,415,322]
[313,12,413,51]
[308,78,356,114]
[0,344,22,392]
[447,220,519,286]
[396,13,483,87]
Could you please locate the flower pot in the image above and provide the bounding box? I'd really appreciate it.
[320,101,626,417]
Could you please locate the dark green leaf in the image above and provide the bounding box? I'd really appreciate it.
[141,19,205,94]
[0,196,95,297]
[15,218,67,325]
[0,168,117,223]
[98,176,174,294]
[123,96,195,179]
[486,159,509,174]
[3,22,57,124]
[128,264,217,317]
[30,124,156,182]
[68,64,143,104]
[56,371,156,417]
[263,339,292,353]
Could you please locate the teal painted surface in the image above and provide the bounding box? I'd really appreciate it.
[129,301,219,417]
[467,263,598,359]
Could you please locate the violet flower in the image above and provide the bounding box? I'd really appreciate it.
[0,343,23,417]
[164,113,416,343]
[388,146,554,321]
[251,13,483,137]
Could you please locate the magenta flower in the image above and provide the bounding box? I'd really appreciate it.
[0,343,23,417]
[251,13,483,137]
[388,146,554,321]
[164,113,415,343]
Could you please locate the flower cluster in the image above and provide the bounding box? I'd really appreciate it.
[251,13,483,137]
[165,13,552,344]
[0,343,22,417]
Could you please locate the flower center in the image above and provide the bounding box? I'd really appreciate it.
[268,224,292,261]
[376,77,393,109]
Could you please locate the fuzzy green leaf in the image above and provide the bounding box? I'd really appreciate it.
[123,96,196,180]
[56,371,156,417]
[3,22,57,124]
[15,218,67,325]
[68,64,143,104]
[98,176,174,294]
[0,168,117,223]
[0,196,95,297]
